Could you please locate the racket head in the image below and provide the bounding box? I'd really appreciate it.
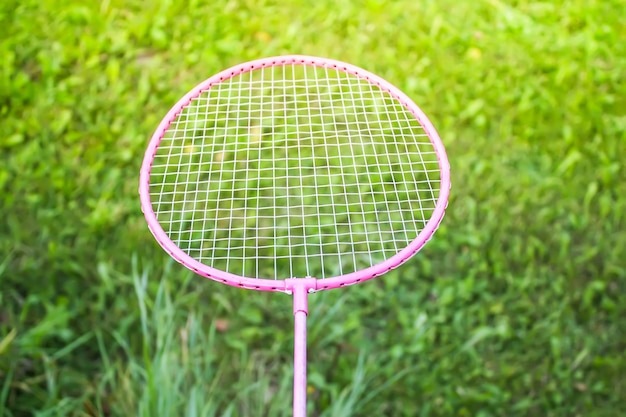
[139,55,450,292]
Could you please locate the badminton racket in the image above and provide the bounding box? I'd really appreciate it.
[139,55,450,416]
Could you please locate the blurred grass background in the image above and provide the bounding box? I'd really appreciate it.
[1,0,625,416]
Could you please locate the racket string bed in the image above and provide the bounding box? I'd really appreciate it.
[147,62,442,282]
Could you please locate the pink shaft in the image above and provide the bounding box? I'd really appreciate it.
[293,310,307,417]
[289,279,313,417]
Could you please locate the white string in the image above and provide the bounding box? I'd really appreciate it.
[149,64,441,280]
[304,65,326,277]
[255,65,265,279]
[296,65,311,278]
[208,80,227,267]
[286,63,295,278]
[324,67,350,275]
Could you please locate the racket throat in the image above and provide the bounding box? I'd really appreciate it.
[287,278,315,417]
[286,278,316,315]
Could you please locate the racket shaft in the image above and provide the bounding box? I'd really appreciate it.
[294,310,307,416]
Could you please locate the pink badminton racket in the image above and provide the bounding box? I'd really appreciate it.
[139,55,450,416]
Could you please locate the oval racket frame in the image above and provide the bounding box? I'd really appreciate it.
[139,55,450,292]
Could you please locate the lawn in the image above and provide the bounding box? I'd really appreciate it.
[1,0,625,416]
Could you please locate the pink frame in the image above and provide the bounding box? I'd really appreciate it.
[139,55,450,293]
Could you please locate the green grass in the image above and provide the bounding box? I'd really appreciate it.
[1,0,625,416]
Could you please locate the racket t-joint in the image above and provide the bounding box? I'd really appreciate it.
[286,278,316,316]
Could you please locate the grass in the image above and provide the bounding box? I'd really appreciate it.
[1,0,625,415]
